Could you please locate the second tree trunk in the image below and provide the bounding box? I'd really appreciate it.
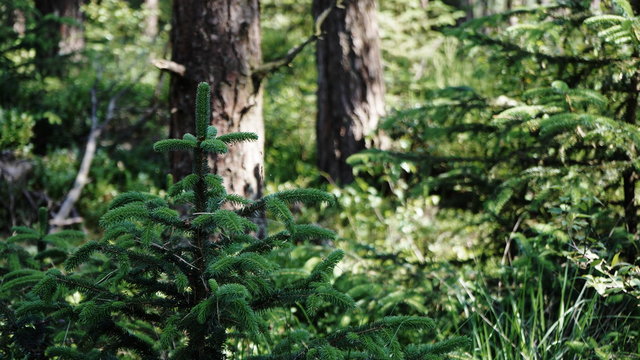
[313,0,386,184]
[169,0,264,201]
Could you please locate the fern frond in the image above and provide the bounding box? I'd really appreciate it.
[584,15,627,26]
[486,187,514,215]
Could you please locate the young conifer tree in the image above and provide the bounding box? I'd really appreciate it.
[8,83,466,359]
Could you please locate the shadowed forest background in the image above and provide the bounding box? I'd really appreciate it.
[1,0,640,358]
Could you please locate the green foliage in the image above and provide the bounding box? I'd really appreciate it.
[0,208,85,359]
[0,108,35,150]
[1,84,463,359]
[0,0,168,234]
[345,1,640,358]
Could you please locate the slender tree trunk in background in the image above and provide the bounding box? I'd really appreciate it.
[481,0,489,17]
[465,0,476,20]
[169,0,264,202]
[623,70,639,245]
[313,0,386,185]
[144,0,159,38]
[12,9,26,36]
[624,5,640,244]
[34,0,84,57]
[57,0,83,54]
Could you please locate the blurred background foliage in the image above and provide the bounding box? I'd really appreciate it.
[2,0,640,359]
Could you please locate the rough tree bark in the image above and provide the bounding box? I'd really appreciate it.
[170,4,264,357]
[34,0,84,57]
[169,0,264,202]
[313,0,386,184]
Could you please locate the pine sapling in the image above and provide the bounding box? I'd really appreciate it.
[8,83,465,359]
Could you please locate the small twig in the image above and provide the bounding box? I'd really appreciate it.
[501,214,524,266]
[148,241,199,271]
[96,269,119,285]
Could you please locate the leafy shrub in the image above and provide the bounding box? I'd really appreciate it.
[0,108,35,151]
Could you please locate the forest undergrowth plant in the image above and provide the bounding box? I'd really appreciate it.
[1,83,469,359]
[0,208,85,358]
[458,263,640,360]
[346,0,640,358]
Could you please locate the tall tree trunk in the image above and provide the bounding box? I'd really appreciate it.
[481,0,490,17]
[313,0,386,185]
[144,0,159,38]
[169,0,264,203]
[12,8,26,36]
[170,5,263,355]
[623,69,639,240]
[465,0,476,20]
[34,0,84,57]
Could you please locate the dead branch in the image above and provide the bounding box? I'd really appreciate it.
[152,58,186,76]
[51,72,145,231]
[251,4,334,80]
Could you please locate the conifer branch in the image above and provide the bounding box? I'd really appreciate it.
[464,31,634,65]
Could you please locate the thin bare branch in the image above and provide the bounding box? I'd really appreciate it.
[152,58,186,76]
[251,3,335,80]
[52,73,143,231]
